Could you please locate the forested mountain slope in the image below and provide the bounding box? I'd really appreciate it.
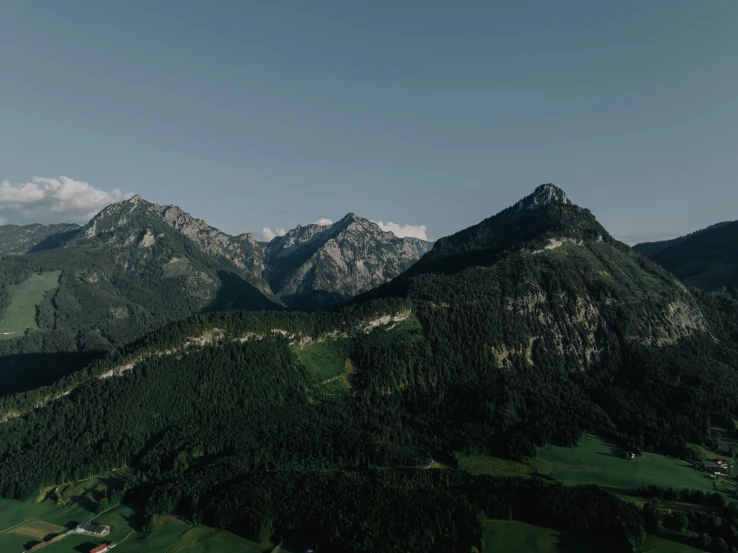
[0,196,282,395]
[0,197,430,395]
[0,222,80,255]
[1,185,737,552]
[635,220,738,292]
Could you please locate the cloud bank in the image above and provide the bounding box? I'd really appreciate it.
[260,226,287,241]
[0,176,134,225]
[314,218,333,225]
[373,221,428,241]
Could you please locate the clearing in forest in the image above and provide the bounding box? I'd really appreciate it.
[294,338,352,396]
[460,436,727,496]
[0,271,61,339]
[482,520,602,553]
[532,435,723,494]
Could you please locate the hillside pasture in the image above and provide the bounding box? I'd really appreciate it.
[532,436,723,494]
[9,520,65,539]
[0,271,61,339]
[460,436,726,495]
[0,493,96,553]
[482,520,602,553]
[460,455,533,477]
[113,515,269,553]
[294,338,350,383]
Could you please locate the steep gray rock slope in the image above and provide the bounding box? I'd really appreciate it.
[263,213,433,310]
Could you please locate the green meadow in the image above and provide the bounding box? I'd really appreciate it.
[482,520,602,553]
[0,489,97,552]
[0,469,266,553]
[0,271,61,340]
[113,516,269,553]
[461,435,728,496]
[532,436,725,494]
[294,337,350,384]
[482,521,703,553]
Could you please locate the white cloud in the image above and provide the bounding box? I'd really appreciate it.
[0,176,134,224]
[373,220,429,241]
[260,226,287,241]
[314,218,333,226]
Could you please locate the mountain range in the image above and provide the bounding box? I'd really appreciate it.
[0,196,431,393]
[635,220,738,292]
[0,184,736,552]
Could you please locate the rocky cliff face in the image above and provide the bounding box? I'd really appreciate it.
[78,195,270,297]
[514,182,571,211]
[263,213,432,310]
[79,197,432,310]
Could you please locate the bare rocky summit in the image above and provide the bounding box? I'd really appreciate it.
[263,213,433,310]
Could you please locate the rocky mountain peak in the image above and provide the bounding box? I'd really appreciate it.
[333,213,383,235]
[516,184,571,211]
[83,194,152,237]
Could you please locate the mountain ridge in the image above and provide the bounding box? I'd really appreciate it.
[634,220,738,292]
[0,184,736,552]
[0,222,81,256]
[0,196,432,394]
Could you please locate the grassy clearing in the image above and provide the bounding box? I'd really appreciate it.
[0,271,60,339]
[0,469,136,552]
[0,493,96,552]
[482,520,602,553]
[113,514,189,553]
[531,436,724,494]
[295,338,350,383]
[460,455,534,477]
[0,497,57,534]
[170,525,269,553]
[10,520,65,539]
[641,535,703,553]
[0,468,264,553]
[113,516,268,553]
[460,436,728,496]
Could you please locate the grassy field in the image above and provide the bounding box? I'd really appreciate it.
[295,337,350,381]
[460,435,732,496]
[0,271,61,340]
[113,515,270,553]
[0,495,266,553]
[531,436,725,494]
[0,490,97,552]
[482,520,602,553]
[0,466,270,553]
[460,455,534,477]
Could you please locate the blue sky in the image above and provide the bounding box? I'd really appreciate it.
[0,1,736,243]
